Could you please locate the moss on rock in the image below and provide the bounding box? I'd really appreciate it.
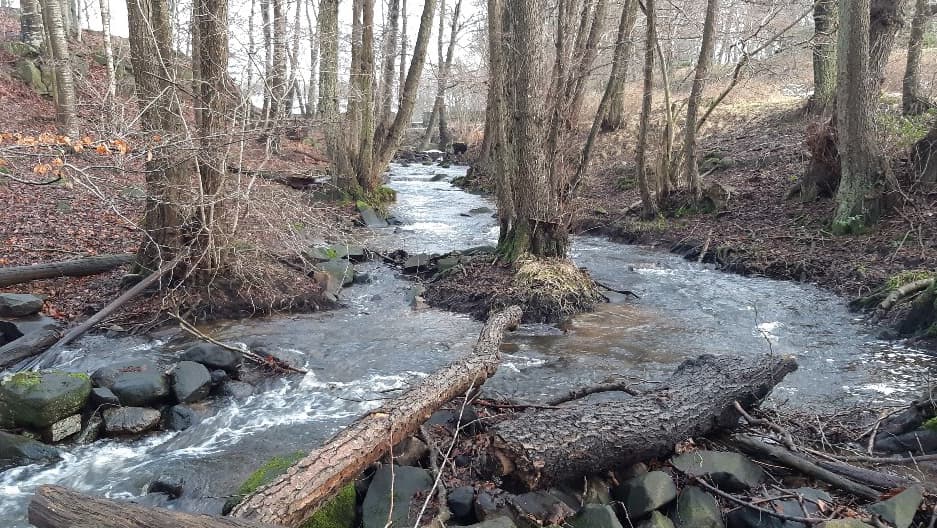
[223,452,305,514]
[301,483,357,528]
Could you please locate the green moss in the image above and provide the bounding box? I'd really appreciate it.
[924,417,937,431]
[223,451,305,514]
[300,483,357,528]
[831,216,868,236]
[7,372,42,389]
[886,270,936,290]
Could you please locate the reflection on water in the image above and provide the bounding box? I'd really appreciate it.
[1,163,934,527]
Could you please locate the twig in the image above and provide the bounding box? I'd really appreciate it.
[692,477,829,525]
[734,401,796,451]
[547,381,641,406]
[594,280,640,299]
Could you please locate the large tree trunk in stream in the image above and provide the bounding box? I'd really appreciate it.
[28,485,280,528]
[231,306,523,526]
[0,254,133,287]
[484,354,798,489]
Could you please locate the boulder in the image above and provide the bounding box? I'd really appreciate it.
[431,173,447,182]
[403,254,431,273]
[170,361,211,403]
[448,486,476,522]
[91,360,160,389]
[362,465,433,528]
[319,260,356,289]
[570,504,623,528]
[867,486,923,528]
[638,512,676,528]
[41,413,81,443]
[469,207,493,215]
[672,486,724,528]
[90,387,121,407]
[817,522,874,528]
[0,293,44,317]
[0,371,91,428]
[424,406,480,434]
[220,380,254,399]
[465,519,517,528]
[671,451,765,492]
[510,491,577,525]
[210,369,229,386]
[75,413,103,444]
[14,59,49,95]
[148,476,185,499]
[180,343,242,374]
[0,431,60,469]
[164,404,198,431]
[102,407,161,435]
[874,429,937,454]
[110,371,170,406]
[390,436,429,466]
[613,471,678,519]
[358,204,389,228]
[4,41,41,58]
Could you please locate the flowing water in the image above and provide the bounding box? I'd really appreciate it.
[1,163,935,526]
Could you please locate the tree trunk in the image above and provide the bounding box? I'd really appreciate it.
[316,0,338,119]
[420,0,461,149]
[810,0,837,114]
[684,0,719,199]
[485,354,797,489]
[28,486,279,528]
[869,0,907,92]
[600,2,637,132]
[266,0,288,152]
[40,0,79,138]
[231,307,523,526]
[304,0,318,117]
[260,0,273,121]
[912,122,937,184]
[902,0,932,115]
[398,0,407,108]
[833,0,885,234]
[20,0,45,49]
[98,0,117,126]
[635,0,659,218]
[285,0,303,115]
[0,254,133,287]
[378,0,400,126]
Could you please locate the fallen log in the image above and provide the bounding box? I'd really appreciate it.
[483,354,799,489]
[879,278,935,312]
[28,485,281,528]
[231,306,524,526]
[0,254,134,287]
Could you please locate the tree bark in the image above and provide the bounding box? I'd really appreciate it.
[378,0,400,126]
[20,0,45,49]
[28,485,280,528]
[684,0,719,199]
[304,0,318,117]
[420,0,461,149]
[635,0,659,218]
[600,1,638,132]
[98,0,117,126]
[902,0,933,115]
[231,306,523,526]
[484,354,798,490]
[869,0,908,92]
[912,122,937,184]
[398,0,408,108]
[316,0,338,119]
[810,0,837,114]
[40,0,79,138]
[266,0,288,152]
[0,254,133,287]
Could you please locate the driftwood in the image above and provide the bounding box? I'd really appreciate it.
[28,485,280,528]
[483,354,798,489]
[230,306,524,526]
[0,254,133,287]
[879,278,935,312]
[817,460,931,492]
[0,321,61,370]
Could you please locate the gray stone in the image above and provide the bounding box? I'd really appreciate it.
[90,387,120,407]
[613,471,678,519]
[424,406,480,434]
[102,407,161,435]
[431,173,447,181]
[867,486,922,528]
[4,41,41,58]
[148,476,184,499]
[511,491,577,525]
[0,294,44,317]
[91,360,160,389]
[210,369,229,385]
[672,486,724,528]
[358,204,389,228]
[448,486,476,521]
[75,413,103,444]
[41,413,81,443]
[171,361,211,403]
[0,371,92,428]
[164,404,198,431]
[638,511,676,528]
[390,436,428,466]
[874,429,937,454]
[570,504,623,528]
[465,519,517,528]
[671,451,765,492]
[110,371,170,406]
[403,254,431,273]
[817,522,874,528]
[362,465,433,528]
[0,431,60,469]
[220,380,254,399]
[14,59,49,95]
[319,260,356,289]
[726,488,832,528]
[469,207,493,215]
[181,343,242,374]
[475,491,501,521]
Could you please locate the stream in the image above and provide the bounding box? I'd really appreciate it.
[1,163,935,526]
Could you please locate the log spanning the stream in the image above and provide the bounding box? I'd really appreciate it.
[0,254,134,287]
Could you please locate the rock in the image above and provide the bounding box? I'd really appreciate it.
[358,204,389,228]
[110,371,170,406]
[448,486,476,522]
[210,369,229,386]
[817,522,874,528]
[41,414,82,443]
[874,429,937,454]
[90,387,121,407]
[424,406,480,434]
[727,488,832,528]
[613,471,678,519]
[431,173,447,182]
[390,436,429,466]
[702,181,736,211]
[867,486,923,528]
[75,413,103,444]
[474,491,501,521]
[455,454,471,467]
[302,483,357,528]
[570,504,623,528]
[164,404,198,431]
[672,486,724,528]
[403,254,431,273]
[220,380,254,399]
[4,41,41,58]
[319,260,356,289]
[181,343,242,374]
[148,476,184,499]
[0,293,44,317]
[638,511,676,528]
[362,465,433,528]
[14,59,49,95]
[671,451,765,492]
[353,272,373,285]
[0,371,92,428]
[91,360,160,389]
[511,491,577,525]
[0,431,60,469]
[102,407,161,435]
[170,361,211,403]
[469,207,493,215]
[465,518,517,528]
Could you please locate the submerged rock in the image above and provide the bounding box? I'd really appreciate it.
[613,470,677,519]
[0,431,60,469]
[181,343,242,374]
[671,451,765,492]
[102,407,161,435]
[0,293,44,317]
[164,404,199,431]
[171,361,211,403]
[362,465,433,528]
[75,413,103,444]
[110,371,170,407]
[867,486,923,528]
[672,486,724,528]
[148,476,185,499]
[91,360,160,389]
[0,371,91,428]
[220,380,255,400]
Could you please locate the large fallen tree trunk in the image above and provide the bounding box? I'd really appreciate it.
[28,485,280,528]
[230,306,525,526]
[483,353,798,489]
[0,254,134,287]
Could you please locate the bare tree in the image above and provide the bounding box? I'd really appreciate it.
[869,0,908,92]
[98,0,117,127]
[634,0,659,218]
[902,0,935,115]
[398,0,408,107]
[317,0,339,118]
[809,0,837,114]
[40,0,79,138]
[20,0,45,49]
[378,0,401,126]
[420,0,462,149]
[684,0,719,199]
[265,0,288,152]
[600,1,638,132]
[305,0,318,117]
